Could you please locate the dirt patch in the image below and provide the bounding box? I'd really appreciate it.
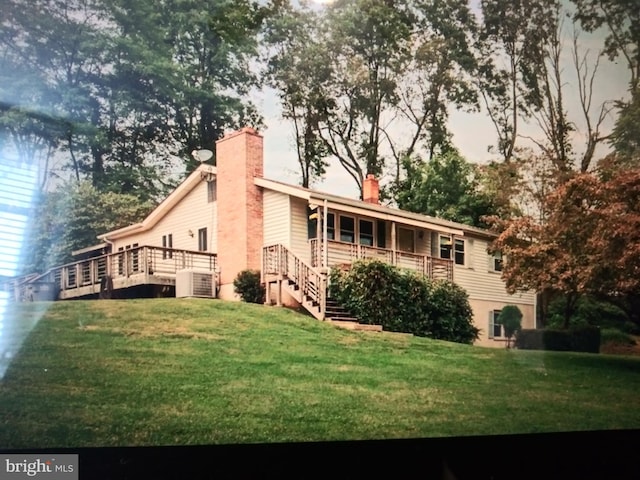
[600,336,640,356]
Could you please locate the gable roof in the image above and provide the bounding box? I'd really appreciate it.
[98,164,216,241]
[98,162,494,242]
[254,177,494,239]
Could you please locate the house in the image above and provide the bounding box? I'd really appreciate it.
[26,127,535,347]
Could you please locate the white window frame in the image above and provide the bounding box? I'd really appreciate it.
[198,227,208,252]
[492,251,503,272]
[326,212,336,240]
[359,218,374,246]
[454,238,465,266]
[488,310,503,339]
[162,234,173,259]
[339,214,355,243]
[439,234,452,260]
[207,181,216,203]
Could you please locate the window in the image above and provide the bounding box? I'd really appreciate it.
[398,227,415,253]
[493,251,503,272]
[377,220,386,248]
[207,181,216,203]
[198,228,207,251]
[162,234,173,259]
[439,235,452,259]
[454,239,465,265]
[327,213,335,240]
[359,219,374,246]
[339,215,355,243]
[489,310,503,339]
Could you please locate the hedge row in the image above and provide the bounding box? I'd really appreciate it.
[515,326,601,353]
[329,260,479,344]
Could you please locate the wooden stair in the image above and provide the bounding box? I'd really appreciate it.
[324,298,383,332]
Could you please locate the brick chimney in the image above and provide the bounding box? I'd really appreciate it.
[215,127,264,300]
[363,174,379,204]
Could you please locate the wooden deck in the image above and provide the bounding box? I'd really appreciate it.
[17,246,218,300]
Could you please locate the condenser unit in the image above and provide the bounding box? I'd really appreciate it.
[176,270,216,298]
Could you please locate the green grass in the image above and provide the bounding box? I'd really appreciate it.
[1,299,640,448]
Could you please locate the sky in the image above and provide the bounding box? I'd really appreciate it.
[254,1,632,200]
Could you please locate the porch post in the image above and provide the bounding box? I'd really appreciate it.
[391,221,397,265]
[323,199,328,268]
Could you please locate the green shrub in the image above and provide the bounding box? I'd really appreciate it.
[426,280,478,344]
[329,260,478,344]
[233,270,265,304]
[497,305,523,348]
[600,328,636,346]
[515,326,601,353]
[547,295,629,329]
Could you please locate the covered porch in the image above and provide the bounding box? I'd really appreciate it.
[306,201,458,282]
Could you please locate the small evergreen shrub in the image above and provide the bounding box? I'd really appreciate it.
[497,305,523,348]
[329,260,478,344]
[233,270,265,304]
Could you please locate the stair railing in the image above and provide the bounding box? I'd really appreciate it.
[262,244,327,319]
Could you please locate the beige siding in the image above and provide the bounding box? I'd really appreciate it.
[110,179,217,256]
[469,298,535,348]
[454,235,535,305]
[416,228,431,255]
[290,197,310,263]
[263,190,291,247]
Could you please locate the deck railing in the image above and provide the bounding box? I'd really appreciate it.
[310,238,453,282]
[263,244,326,318]
[33,246,218,293]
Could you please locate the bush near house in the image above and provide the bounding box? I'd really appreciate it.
[516,326,601,353]
[497,305,523,348]
[329,260,479,344]
[233,270,265,304]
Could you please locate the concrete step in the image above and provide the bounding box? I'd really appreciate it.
[325,308,352,317]
[327,316,359,322]
[327,320,383,332]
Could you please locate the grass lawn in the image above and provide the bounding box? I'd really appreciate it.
[1,298,639,448]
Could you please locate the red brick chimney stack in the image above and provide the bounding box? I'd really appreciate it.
[215,127,264,299]
[363,174,379,204]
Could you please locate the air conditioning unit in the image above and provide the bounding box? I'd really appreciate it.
[176,270,216,298]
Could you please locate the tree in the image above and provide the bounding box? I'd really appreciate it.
[586,164,640,326]
[317,0,414,195]
[389,0,479,182]
[395,150,498,228]
[572,0,640,167]
[263,1,330,188]
[497,305,523,348]
[22,181,154,274]
[489,172,603,328]
[478,0,561,163]
[0,0,270,198]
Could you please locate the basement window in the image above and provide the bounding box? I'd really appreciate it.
[488,310,503,339]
